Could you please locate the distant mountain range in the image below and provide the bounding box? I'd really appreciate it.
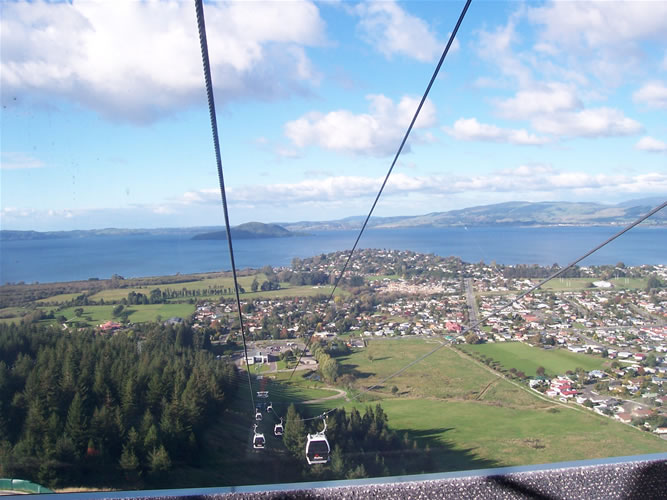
[1,198,664,241]
[280,197,666,231]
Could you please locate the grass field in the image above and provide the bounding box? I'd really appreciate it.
[330,338,665,471]
[610,277,648,289]
[35,292,87,304]
[87,274,265,301]
[375,397,667,469]
[540,278,597,290]
[88,278,340,302]
[540,277,647,291]
[55,303,195,326]
[460,342,607,376]
[339,339,499,400]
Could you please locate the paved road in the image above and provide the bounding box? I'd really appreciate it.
[303,387,347,404]
[464,278,480,331]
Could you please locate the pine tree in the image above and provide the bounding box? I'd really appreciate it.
[330,445,345,477]
[148,445,172,477]
[119,443,140,477]
[283,404,306,458]
[64,392,88,458]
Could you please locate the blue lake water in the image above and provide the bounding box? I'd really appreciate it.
[1,226,665,284]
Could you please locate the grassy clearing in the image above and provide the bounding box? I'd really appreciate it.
[375,397,666,470]
[124,303,195,322]
[339,339,498,400]
[460,342,606,376]
[366,274,401,281]
[35,292,87,304]
[331,338,665,471]
[0,307,28,324]
[56,303,194,326]
[88,279,341,302]
[540,278,597,290]
[244,285,344,299]
[540,277,647,291]
[610,277,647,289]
[88,274,266,301]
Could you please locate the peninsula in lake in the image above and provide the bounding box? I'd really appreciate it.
[192,222,300,240]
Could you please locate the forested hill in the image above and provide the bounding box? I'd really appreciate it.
[0,322,236,488]
[192,222,299,240]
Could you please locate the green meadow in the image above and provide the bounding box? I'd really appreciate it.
[540,277,646,291]
[326,339,666,472]
[460,341,607,376]
[53,303,196,326]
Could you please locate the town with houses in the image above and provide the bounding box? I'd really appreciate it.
[190,249,667,438]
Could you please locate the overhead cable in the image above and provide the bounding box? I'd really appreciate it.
[194,0,256,414]
[289,0,473,381]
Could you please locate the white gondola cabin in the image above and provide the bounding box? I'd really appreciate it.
[274,418,283,436]
[252,425,265,449]
[305,418,330,465]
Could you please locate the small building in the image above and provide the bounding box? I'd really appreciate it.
[99,321,122,332]
[246,351,269,365]
[614,412,632,423]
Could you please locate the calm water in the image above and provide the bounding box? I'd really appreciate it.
[1,226,665,284]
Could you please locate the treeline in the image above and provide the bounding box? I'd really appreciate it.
[501,264,583,279]
[0,321,237,488]
[283,404,432,480]
[311,342,340,383]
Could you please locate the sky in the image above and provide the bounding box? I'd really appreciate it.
[1,0,666,231]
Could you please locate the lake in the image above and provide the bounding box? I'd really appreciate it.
[1,225,665,284]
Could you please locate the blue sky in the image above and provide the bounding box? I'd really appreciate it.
[1,0,666,231]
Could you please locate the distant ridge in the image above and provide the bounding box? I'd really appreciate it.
[192,222,299,240]
[281,198,667,231]
[1,198,664,240]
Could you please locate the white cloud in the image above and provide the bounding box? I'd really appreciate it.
[531,108,643,138]
[191,168,667,206]
[354,0,454,62]
[495,83,582,119]
[527,1,667,49]
[0,152,45,170]
[476,14,532,87]
[0,0,326,123]
[526,2,667,84]
[633,81,667,109]
[284,94,437,156]
[445,118,550,145]
[490,83,642,140]
[636,136,667,153]
[181,188,219,204]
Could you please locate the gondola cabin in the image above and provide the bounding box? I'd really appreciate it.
[274,418,284,436]
[306,433,330,464]
[253,432,265,449]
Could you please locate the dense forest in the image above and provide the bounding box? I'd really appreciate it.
[0,322,236,488]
